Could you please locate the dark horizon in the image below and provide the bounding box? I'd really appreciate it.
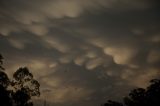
[0,0,160,106]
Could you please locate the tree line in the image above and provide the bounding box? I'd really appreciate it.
[0,54,40,106]
[102,76,160,106]
[1,53,160,106]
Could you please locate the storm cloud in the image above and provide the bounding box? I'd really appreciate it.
[0,0,160,106]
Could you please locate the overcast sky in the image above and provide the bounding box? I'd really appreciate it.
[0,0,160,106]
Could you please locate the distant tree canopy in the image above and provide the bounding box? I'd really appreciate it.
[103,78,160,106]
[0,54,40,106]
[0,54,4,70]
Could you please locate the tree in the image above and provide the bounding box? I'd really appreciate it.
[0,85,12,106]
[12,67,40,106]
[0,71,10,88]
[0,54,4,70]
[0,54,9,88]
[0,53,40,106]
[0,54,11,106]
[102,79,160,106]
[145,79,160,106]
[124,88,146,106]
[13,88,32,106]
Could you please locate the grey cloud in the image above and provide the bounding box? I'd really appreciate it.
[38,62,132,104]
[0,0,160,106]
[0,0,157,25]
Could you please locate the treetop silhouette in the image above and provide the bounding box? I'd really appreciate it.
[103,78,160,106]
[1,53,160,106]
[0,53,40,106]
[12,67,40,96]
[0,54,4,70]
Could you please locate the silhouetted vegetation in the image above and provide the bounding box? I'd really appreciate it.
[0,54,40,106]
[1,53,160,106]
[103,79,160,106]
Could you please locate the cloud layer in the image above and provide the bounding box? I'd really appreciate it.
[0,0,160,106]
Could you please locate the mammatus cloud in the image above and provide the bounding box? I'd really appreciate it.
[0,0,158,36]
[0,0,160,106]
[104,47,137,65]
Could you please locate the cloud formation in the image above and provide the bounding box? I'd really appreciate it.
[0,0,160,106]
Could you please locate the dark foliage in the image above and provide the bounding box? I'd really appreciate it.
[0,71,10,88]
[0,85,12,106]
[0,54,4,70]
[103,78,160,106]
[12,67,40,97]
[13,88,31,106]
[0,54,40,106]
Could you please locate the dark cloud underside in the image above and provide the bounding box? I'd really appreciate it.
[0,0,160,106]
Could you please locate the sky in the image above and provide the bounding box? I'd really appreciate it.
[0,0,160,106]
